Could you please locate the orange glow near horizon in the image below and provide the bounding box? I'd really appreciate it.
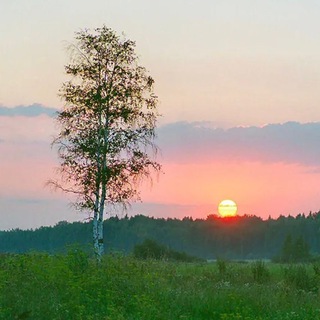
[137,160,320,220]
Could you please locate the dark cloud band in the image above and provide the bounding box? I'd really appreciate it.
[0,104,58,117]
[157,121,320,166]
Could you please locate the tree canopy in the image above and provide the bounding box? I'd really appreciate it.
[50,26,161,258]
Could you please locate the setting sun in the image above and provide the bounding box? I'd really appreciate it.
[218,200,238,217]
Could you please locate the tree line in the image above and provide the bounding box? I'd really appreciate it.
[1,212,320,260]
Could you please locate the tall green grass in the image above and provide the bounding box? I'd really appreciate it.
[0,252,320,319]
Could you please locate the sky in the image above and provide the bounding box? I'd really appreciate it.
[1,0,320,229]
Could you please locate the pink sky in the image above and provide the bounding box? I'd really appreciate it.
[1,110,320,229]
[1,1,320,229]
[137,161,320,220]
[135,121,320,220]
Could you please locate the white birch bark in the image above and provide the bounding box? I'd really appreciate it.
[93,115,109,260]
[92,214,99,257]
[97,218,104,257]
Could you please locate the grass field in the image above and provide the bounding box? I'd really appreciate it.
[1,251,320,319]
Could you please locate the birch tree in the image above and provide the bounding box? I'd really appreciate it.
[50,26,161,260]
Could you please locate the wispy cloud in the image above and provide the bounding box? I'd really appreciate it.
[0,103,58,117]
[157,121,320,166]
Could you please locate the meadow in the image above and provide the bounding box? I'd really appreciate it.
[1,251,320,319]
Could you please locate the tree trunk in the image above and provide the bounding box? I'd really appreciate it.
[93,117,109,261]
[96,186,106,261]
[93,216,104,262]
[93,212,99,260]
[93,189,101,260]
[97,217,104,258]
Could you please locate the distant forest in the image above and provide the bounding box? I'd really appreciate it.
[1,212,320,260]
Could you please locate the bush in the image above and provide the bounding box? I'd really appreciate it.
[133,239,167,260]
[251,260,270,283]
[133,239,203,262]
[66,245,89,274]
[217,258,227,275]
[283,264,312,291]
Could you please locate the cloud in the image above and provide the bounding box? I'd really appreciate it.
[0,103,58,117]
[157,121,320,166]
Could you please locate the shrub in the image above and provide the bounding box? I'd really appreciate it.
[251,260,270,283]
[217,258,227,275]
[66,245,89,274]
[283,264,312,291]
[133,239,203,262]
[133,239,167,260]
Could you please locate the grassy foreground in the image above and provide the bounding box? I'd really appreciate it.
[1,252,320,319]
